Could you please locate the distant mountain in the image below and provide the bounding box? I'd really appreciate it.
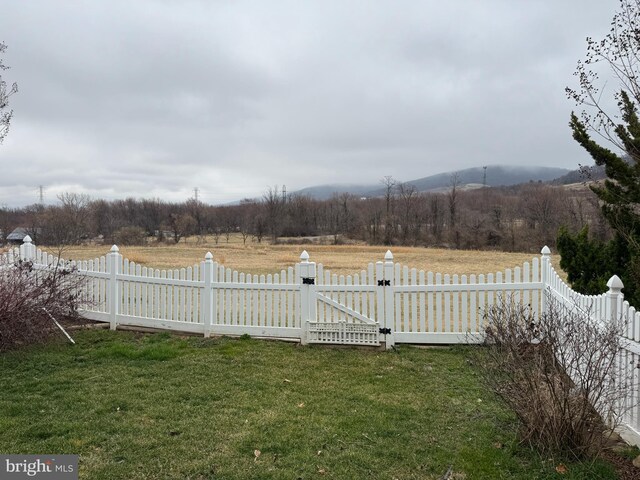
[368,165,571,196]
[294,184,379,201]
[552,164,607,185]
[291,165,572,200]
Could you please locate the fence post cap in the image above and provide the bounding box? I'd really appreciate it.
[205,251,213,260]
[384,250,393,261]
[23,235,32,244]
[607,275,624,292]
[541,246,551,255]
[110,245,120,253]
[300,250,309,262]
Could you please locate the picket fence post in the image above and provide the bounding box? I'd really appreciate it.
[299,250,316,345]
[540,246,551,316]
[606,275,624,326]
[108,245,121,331]
[383,250,395,350]
[202,252,214,337]
[20,235,35,262]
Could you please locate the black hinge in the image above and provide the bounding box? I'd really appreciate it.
[302,277,315,285]
[379,327,391,335]
[377,280,391,286]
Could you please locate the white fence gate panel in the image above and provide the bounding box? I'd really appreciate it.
[307,260,382,346]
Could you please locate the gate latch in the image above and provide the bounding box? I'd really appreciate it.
[302,277,315,285]
[377,280,391,286]
[379,327,391,335]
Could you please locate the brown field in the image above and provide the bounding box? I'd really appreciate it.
[26,234,561,277]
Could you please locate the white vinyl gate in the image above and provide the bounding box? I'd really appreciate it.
[304,251,394,346]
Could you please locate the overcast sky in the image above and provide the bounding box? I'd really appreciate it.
[0,0,620,207]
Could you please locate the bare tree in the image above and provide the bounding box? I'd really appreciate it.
[447,173,461,247]
[398,183,418,244]
[0,42,18,144]
[520,185,564,248]
[165,213,195,244]
[252,214,266,244]
[139,198,165,237]
[58,193,91,243]
[447,173,460,229]
[426,194,445,244]
[186,198,207,243]
[380,176,396,245]
[263,186,285,243]
[0,206,14,244]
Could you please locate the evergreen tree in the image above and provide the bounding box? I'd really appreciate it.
[570,94,640,244]
[557,227,637,305]
[563,0,640,305]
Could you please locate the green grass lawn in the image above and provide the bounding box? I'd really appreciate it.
[0,331,619,479]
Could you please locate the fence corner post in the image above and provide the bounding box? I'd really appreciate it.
[384,250,395,350]
[606,274,624,326]
[108,245,121,331]
[202,251,214,337]
[299,250,316,345]
[20,235,35,262]
[540,246,551,315]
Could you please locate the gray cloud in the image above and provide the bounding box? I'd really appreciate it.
[0,0,619,206]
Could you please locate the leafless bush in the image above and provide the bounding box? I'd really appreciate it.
[113,226,147,246]
[474,294,629,459]
[0,256,87,351]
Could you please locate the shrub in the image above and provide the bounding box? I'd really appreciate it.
[113,226,147,246]
[473,295,628,459]
[0,256,86,351]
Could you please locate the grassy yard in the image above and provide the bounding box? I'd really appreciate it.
[0,330,617,479]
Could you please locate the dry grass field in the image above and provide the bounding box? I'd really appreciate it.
[31,234,560,277]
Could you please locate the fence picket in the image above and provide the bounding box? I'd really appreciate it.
[186,267,193,322]
[419,270,426,332]
[428,271,435,332]
[435,273,442,332]
[444,274,451,332]
[160,270,167,319]
[452,274,459,333]
[469,274,477,332]
[461,275,468,332]
[368,263,375,322]
[266,274,273,327]
[288,266,295,327]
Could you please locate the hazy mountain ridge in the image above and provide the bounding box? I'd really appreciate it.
[551,164,607,185]
[292,165,572,200]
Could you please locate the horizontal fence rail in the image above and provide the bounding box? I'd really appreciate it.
[4,236,640,446]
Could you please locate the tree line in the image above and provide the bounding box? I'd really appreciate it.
[0,180,608,253]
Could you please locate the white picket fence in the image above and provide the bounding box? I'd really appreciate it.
[5,236,640,444]
[2,238,625,346]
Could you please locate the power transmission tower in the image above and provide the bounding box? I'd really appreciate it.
[193,187,199,202]
[38,185,45,204]
[282,185,287,203]
[482,166,487,187]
